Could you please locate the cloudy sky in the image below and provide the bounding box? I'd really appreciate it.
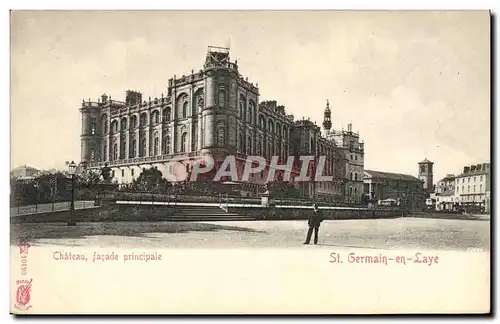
[11,11,490,181]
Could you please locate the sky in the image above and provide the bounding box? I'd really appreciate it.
[10,10,490,182]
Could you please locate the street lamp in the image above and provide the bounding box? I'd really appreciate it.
[68,161,77,226]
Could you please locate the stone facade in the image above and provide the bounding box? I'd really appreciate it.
[80,47,365,203]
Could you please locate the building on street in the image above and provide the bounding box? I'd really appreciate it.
[454,162,491,212]
[364,169,426,209]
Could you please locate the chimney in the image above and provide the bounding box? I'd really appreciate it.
[463,166,470,174]
[126,90,142,106]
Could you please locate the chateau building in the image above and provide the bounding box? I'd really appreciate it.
[80,46,365,203]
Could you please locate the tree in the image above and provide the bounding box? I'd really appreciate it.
[132,167,169,192]
[77,168,101,189]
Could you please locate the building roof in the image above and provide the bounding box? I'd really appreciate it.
[418,158,433,164]
[364,170,422,182]
[439,175,456,182]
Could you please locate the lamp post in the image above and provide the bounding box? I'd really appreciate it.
[68,161,77,226]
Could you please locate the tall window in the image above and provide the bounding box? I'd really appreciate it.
[181,133,188,152]
[101,115,108,134]
[131,140,137,158]
[163,108,171,122]
[350,172,353,181]
[111,120,118,134]
[103,143,107,161]
[113,143,118,161]
[217,127,225,146]
[153,136,159,155]
[218,86,226,108]
[239,134,244,152]
[140,138,147,157]
[130,115,137,129]
[120,140,126,159]
[354,173,357,181]
[267,142,272,158]
[257,140,262,155]
[247,137,252,155]
[268,120,274,133]
[90,118,96,135]
[121,117,127,131]
[182,102,188,118]
[239,99,246,121]
[249,101,255,123]
[163,136,171,154]
[152,110,160,125]
[140,113,147,127]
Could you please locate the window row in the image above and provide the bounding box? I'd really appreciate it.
[456,184,483,193]
[102,133,192,161]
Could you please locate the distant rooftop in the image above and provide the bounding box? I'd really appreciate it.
[364,170,422,182]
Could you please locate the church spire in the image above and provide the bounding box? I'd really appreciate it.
[322,99,332,131]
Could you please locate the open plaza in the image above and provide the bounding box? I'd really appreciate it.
[11,214,490,251]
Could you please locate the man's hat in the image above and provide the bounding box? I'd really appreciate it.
[313,203,318,208]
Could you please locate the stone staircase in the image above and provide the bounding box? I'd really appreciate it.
[168,205,255,221]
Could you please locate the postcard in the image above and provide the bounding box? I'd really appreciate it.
[10,10,490,314]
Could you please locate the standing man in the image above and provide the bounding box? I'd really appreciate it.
[304,203,324,245]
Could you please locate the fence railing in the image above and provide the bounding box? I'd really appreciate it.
[10,200,96,216]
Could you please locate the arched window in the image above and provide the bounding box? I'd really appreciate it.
[248,101,255,124]
[259,115,266,130]
[130,115,137,129]
[140,113,147,127]
[163,107,171,122]
[277,142,282,159]
[121,117,127,131]
[182,102,188,118]
[257,140,262,155]
[247,137,252,155]
[217,127,225,146]
[354,173,358,181]
[268,120,274,133]
[151,110,160,125]
[140,138,147,157]
[276,123,281,137]
[350,172,353,181]
[163,136,171,154]
[267,142,272,157]
[110,120,118,134]
[283,126,288,140]
[153,136,159,156]
[181,133,188,152]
